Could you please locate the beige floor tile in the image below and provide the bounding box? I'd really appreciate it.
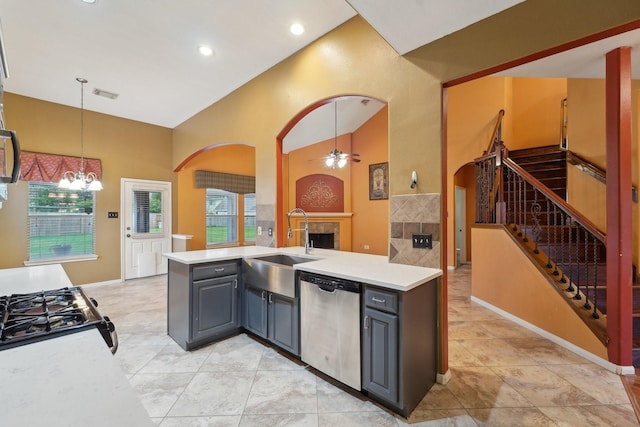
[239,413,318,427]
[128,372,195,418]
[243,369,318,414]
[318,411,398,427]
[160,416,242,426]
[538,404,639,427]
[446,366,533,408]
[168,371,255,417]
[544,363,634,405]
[448,340,485,367]
[457,338,538,366]
[491,365,601,407]
[466,407,556,426]
[316,377,381,413]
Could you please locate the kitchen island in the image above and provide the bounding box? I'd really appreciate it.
[0,265,153,427]
[165,246,443,417]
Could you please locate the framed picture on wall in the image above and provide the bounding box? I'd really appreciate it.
[369,162,388,200]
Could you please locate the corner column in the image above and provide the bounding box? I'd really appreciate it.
[605,46,633,366]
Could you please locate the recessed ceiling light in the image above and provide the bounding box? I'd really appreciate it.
[198,45,214,56]
[81,0,97,4]
[290,23,304,36]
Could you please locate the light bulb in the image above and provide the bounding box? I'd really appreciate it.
[325,156,335,167]
[337,157,347,168]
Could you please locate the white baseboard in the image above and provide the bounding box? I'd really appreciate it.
[471,296,635,376]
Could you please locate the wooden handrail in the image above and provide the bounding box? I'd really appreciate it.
[484,109,505,155]
[503,157,606,243]
[566,151,606,184]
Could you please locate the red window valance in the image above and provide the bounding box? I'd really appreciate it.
[20,151,102,183]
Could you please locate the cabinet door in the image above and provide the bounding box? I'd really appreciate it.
[362,307,398,404]
[244,286,268,338]
[267,293,299,355]
[191,275,238,342]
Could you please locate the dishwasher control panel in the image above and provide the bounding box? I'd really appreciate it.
[298,272,360,293]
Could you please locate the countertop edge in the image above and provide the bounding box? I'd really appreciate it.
[164,246,442,292]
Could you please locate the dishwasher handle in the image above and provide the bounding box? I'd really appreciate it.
[318,282,336,293]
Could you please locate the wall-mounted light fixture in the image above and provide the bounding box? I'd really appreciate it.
[410,171,418,189]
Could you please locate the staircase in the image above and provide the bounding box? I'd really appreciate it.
[500,145,640,367]
[508,145,567,199]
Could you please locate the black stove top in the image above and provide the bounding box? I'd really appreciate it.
[0,287,117,353]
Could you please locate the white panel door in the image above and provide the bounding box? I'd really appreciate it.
[122,178,172,280]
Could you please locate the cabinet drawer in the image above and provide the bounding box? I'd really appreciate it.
[192,262,238,280]
[364,288,398,314]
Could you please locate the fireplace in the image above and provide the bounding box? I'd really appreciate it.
[309,232,334,249]
[289,212,352,251]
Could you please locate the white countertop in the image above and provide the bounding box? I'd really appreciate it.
[0,264,72,295]
[0,330,153,427]
[165,246,442,291]
[0,264,154,427]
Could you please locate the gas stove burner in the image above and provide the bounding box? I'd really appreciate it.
[0,286,118,354]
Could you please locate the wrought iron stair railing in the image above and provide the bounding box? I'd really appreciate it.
[475,144,608,345]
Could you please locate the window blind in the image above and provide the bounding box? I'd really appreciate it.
[195,170,255,194]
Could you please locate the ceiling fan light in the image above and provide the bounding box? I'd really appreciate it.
[337,157,347,168]
[325,156,335,167]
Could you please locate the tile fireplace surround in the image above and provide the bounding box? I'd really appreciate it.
[289,213,352,252]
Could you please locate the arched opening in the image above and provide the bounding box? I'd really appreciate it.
[276,95,388,253]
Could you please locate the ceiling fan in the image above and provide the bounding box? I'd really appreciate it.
[322,101,360,168]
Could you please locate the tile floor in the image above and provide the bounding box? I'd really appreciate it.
[85,265,639,426]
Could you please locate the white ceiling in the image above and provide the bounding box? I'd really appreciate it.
[0,0,523,130]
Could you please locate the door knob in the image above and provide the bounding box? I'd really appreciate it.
[126,234,131,238]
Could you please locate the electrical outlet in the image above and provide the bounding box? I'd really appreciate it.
[412,233,432,249]
[107,211,118,218]
[268,227,273,237]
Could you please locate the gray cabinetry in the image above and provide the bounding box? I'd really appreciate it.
[363,304,398,403]
[243,285,299,355]
[168,259,240,350]
[244,286,267,338]
[267,292,299,354]
[361,279,438,417]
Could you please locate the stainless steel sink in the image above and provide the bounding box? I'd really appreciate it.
[242,254,314,298]
[251,254,314,267]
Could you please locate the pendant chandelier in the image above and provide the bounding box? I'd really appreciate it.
[325,102,347,169]
[59,77,103,191]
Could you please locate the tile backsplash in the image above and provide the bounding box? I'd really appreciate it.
[389,193,440,268]
[256,203,275,247]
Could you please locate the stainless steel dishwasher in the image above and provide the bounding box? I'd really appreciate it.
[299,271,361,390]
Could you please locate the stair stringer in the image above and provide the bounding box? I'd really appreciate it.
[471,224,608,360]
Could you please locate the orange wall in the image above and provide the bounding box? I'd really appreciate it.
[447,76,567,268]
[510,78,567,149]
[352,106,389,255]
[566,78,640,271]
[177,144,256,250]
[472,226,608,359]
[284,106,389,255]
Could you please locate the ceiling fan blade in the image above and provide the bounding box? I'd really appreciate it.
[351,158,361,163]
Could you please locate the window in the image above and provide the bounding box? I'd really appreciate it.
[28,182,96,260]
[206,189,238,245]
[133,190,164,235]
[244,193,256,242]
[205,189,255,246]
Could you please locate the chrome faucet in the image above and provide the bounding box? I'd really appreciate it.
[287,207,310,254]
